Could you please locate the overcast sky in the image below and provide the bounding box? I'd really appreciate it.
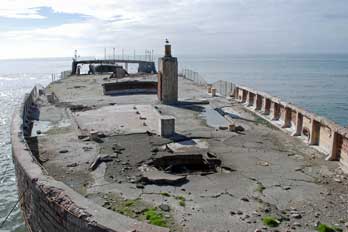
[0,0,347,59]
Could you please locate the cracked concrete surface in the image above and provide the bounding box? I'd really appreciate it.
[28,74,348,232]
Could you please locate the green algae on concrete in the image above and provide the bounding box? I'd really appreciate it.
[255,182,266,193]
[262,216,281,227]
[144,208,168,227]
[316,224,343,232]
[100,193,180,230]
[160,192,171,197]
[175,195,186,207]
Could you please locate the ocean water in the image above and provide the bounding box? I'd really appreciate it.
[0,58,71,231]
[180,54,348,126]
[0,54,347,231]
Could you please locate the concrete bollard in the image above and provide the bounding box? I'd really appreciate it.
[207,84,212,93]
[159,116,175,137]
[90,130,99,141]
[211,88,216,97]
[47,94,55,104]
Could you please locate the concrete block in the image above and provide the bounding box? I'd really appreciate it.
[47,94,55,104]
[159,116,175,137]
[229,124,235,132]
[207,84,212,94]
[211,88,216,97]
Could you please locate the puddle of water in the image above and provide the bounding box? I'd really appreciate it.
[31,119,71,136]
[200,107,229,128]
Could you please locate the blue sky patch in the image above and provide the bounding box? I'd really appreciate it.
[0,7,91,30]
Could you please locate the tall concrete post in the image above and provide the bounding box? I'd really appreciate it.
[327,131,339,161]
[158,41,178,104]
[292,112,303,136]
[282,107,292,128]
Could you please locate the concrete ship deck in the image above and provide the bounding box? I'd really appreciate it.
[12,70,347,232]
[11,43,348,232]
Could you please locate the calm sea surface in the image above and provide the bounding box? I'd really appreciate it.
[0,54,347,231]
[181,54,348,126]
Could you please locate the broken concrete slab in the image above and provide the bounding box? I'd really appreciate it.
[139,170,187,185]
[166,139,208,154]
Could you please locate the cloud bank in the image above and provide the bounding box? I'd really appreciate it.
[0,0,348,59]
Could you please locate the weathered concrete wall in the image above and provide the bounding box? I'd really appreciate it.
[11,86,168,232]
[234,85,348,172]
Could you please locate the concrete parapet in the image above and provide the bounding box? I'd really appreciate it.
[234,85,348,172]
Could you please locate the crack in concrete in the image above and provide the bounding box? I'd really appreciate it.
[199,190,234,199]
[287,178,319,184]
